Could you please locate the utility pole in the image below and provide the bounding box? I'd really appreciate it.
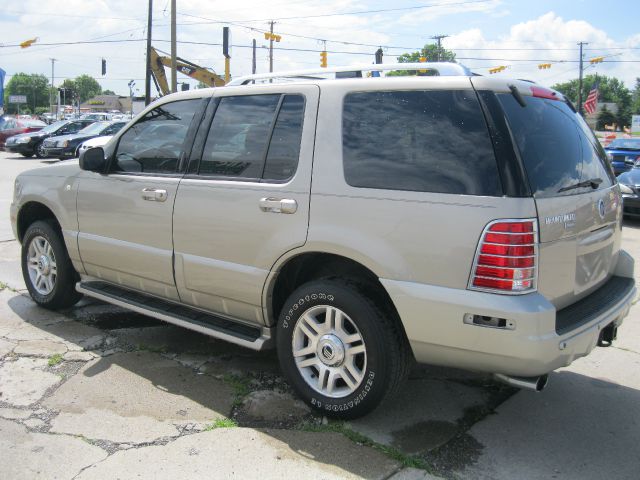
[170,0,177,93]
[145,0,153,105]
[577,41,588,116]
[49,58,56,116]
[431,35,449,62]
[268,20,275,72]
[252,39,257,75]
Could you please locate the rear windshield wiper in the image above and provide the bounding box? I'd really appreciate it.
[558,177,602,193]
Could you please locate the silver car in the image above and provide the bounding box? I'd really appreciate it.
[10,63,635,418]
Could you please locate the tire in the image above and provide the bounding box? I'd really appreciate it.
[20,152,34,158]
[34,141,47,159]
[276,278,411,419]
[21,220,83,310]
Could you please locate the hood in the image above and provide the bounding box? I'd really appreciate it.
[10,131,43,140]
[617,169,640,185]
[18,159,81,178]
[81,135,113,147]
[51,133,96,144]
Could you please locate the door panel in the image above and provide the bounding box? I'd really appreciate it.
[77,174,181,300]
[173,86,319,323]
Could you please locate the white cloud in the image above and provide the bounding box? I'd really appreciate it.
[445,12,640,87]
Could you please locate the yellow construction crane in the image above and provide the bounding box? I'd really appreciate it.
[149,47,226,96]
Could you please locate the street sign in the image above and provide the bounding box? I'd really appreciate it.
[9,95,27,104]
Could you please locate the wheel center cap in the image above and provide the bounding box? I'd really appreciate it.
[38,255,50,275]
[317,334,345,367]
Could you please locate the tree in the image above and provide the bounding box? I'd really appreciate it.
[552,74,632,127]
[596,105,617,130]
[73,74,102,103]
[388,43,457,77]
[632,77,640,115]
[102,89,116,95]
[3,73,50,114]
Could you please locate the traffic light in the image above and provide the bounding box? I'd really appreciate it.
[20,38,37,48]
[538,63,552,70]
[589,56,604,64]
[375,48,383,64]
[101,58,106,76]
[489,65,507,74]
[264,32,281,42]
[320,51,327,68]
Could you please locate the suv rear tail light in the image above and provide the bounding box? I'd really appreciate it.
[469,219,538,294]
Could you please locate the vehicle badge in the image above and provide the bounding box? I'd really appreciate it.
[597,198,606,219]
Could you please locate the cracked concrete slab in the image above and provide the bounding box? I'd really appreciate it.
[0,418,107,480]
[50,408,180,444]
[0,357,61,406]
[44,351,234,443]
[76,427,400,480]
[0,407,32,420]
[13,339,68,357]
[349,371,489,454]
[0,337,16,357]
[389,468,445,480]
[0,240,25,291]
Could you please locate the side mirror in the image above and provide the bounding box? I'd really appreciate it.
[79,147,107,173]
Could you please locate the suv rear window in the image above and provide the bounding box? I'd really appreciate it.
[342,90,501,196]
[498,94,614,198]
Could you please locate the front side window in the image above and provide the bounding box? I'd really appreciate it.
[113,99,200,174]
[342,90,501,195]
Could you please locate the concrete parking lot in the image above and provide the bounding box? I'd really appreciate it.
[1,150,639,479]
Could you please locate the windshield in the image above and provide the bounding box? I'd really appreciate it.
[607,139,640,150]
[39,120,68,134]
[498,94,615,198]
[78,122,109,135]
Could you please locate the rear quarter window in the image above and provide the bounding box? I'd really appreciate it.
[342,90,501,196]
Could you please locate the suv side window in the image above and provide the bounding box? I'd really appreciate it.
[342,90,501,196]
[199,95,281,178]
[112,99,200,174]
[263,95,305,181]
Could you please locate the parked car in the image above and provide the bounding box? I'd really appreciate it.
[81,113,111,122]
[4,119,95,158]
[605,138,640,176]
[10,64,635,418]
[616,164,640,217]
[42,121,127,159]
[77,135,115,157]
[0,118,46,151]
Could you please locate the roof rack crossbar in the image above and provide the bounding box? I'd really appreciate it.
[227,62,472,86]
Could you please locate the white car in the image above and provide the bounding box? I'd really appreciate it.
[77,135,113,156]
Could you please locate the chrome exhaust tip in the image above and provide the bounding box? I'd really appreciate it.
[493,373,548,392]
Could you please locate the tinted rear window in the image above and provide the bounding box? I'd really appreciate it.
[498,94,614,198]
[342,90,501,196]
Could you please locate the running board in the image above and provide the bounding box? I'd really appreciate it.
[76,281,273,351]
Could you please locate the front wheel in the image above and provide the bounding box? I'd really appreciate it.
[276,279,411,419]
[34,141,47,159]
[21,220,83,310]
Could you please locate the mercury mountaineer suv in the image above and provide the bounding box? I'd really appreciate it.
[10,63,636,418]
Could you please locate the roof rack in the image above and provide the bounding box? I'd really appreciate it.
[227,62,472,86]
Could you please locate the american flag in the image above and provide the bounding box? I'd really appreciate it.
[583,80,600,115]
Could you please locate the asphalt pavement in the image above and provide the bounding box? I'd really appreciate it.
[0,150,638,480]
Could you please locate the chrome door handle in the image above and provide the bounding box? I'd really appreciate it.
[259,197,297,214]
[141,188,168,202]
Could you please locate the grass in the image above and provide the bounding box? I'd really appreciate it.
[301,421,433,471]
[204,417,238,430]
[222,373,252,408]
[0,281,6,291]
[48,353,64,366]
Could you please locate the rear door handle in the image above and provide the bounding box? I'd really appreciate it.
[259,197,297,214]
[141,188,168,202]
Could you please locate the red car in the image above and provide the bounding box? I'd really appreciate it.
[0,118,47,152]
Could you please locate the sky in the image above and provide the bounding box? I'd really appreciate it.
[1,0,639,97]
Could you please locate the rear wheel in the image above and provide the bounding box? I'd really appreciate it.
[276,278,411,419]
[21,220,82,310]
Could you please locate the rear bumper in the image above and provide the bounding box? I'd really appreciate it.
[383,250,636,377]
